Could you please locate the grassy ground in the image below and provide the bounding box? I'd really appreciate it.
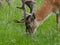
[0,0,60,45]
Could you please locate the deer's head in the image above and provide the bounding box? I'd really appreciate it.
[15,13,37,35]
[25,14,37,35]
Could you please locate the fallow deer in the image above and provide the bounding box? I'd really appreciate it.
[15,0,60,35]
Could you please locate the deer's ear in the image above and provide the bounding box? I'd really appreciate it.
[14,18,25,23]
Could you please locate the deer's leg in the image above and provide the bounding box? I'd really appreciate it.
[0,0,3,7]
[0,2,2,7]
[53,9,60,30]
[6,0,10,6]
[56,9,60,30]
[58,14,60,28]
[25,1,35,14]
[57,13,60,29]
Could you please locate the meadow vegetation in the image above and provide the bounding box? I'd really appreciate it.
[0,0,60,45]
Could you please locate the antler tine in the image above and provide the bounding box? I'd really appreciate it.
[14,19,25,23]
[16,6,24,9]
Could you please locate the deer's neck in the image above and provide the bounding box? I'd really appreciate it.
[35,0,53,23]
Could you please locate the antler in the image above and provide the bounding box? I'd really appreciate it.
[17,0,27,23]
[15,0,36,35]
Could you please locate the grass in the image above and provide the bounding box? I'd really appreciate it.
[0,0,60,45]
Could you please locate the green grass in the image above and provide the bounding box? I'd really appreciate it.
[0,0,60,45]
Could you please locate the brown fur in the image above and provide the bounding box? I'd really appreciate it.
[35,0,60,21]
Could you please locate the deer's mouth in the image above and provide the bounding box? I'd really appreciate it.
[25,20,37,35]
